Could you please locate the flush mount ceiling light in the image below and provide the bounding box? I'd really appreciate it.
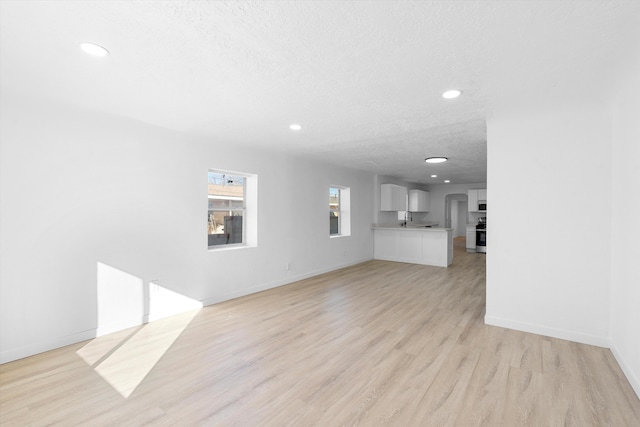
[289,124,302,131]
[442,89,462,99]
[444,180,451,183]
[80,42,109,57]
[430,174,437,178]
[425,157,448,163]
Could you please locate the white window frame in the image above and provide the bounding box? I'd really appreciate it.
[208,169,258,250]
[329,185,351,238]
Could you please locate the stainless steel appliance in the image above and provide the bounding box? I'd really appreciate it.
[476,217,486,253]
[478,203,487,211]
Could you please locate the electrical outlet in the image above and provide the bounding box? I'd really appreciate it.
[286,262,290,271]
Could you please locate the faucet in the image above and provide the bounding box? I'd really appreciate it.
[402,211,411,227]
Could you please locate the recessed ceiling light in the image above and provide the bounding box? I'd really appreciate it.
[442,89,462,99]
[289,124,302,131]
[425,157,448,163]
[430,174,437,178]
[444,180,451,183]
[80,42,109,57]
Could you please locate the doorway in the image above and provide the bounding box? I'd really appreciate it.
[444,193,469,237]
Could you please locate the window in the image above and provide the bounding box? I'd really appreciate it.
[208,171,246,247]
[329,187,340,235]
[329,186,351,237]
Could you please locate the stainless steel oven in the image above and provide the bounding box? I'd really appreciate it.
[476,219,486,253]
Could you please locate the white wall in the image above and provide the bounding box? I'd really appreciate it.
[424,182,486,227]
[373,175,431,225]
[450,200,467,237]
[451,201,459,235]
[455,201,468,237]
[610,56,640,397]
[0,92,375,363]
[485,102,612,346]
[373,179,485,230]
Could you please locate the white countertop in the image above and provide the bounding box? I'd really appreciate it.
[372,225,453,232]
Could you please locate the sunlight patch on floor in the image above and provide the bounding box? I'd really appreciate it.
[77,262,203,398]
[93,309,199,398]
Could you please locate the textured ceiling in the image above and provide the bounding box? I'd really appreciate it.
[1,1,638,184]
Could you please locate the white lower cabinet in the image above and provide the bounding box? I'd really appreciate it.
[466,225,476,252]
[374,229,423,264]
[373,228,453,267]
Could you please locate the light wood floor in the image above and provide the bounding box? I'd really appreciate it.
[2,238,639,426]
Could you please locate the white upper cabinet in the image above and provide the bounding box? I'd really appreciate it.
[408,189,430,212]
[468,189,487,212]
[380,184,408,211]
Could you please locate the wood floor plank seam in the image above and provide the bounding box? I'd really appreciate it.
[1,238,639,426]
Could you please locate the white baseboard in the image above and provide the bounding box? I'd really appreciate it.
[485,315,640,400]
[484,315,610,348]
[202,257,373,307]
[0,329,97,364]
[610,343,640,400]
[1,258,373,365]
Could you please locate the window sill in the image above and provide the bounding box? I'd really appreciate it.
[208,243,255,252]
[330,234,350,239]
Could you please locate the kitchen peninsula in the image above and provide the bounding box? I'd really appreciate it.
[372,225,454,267]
